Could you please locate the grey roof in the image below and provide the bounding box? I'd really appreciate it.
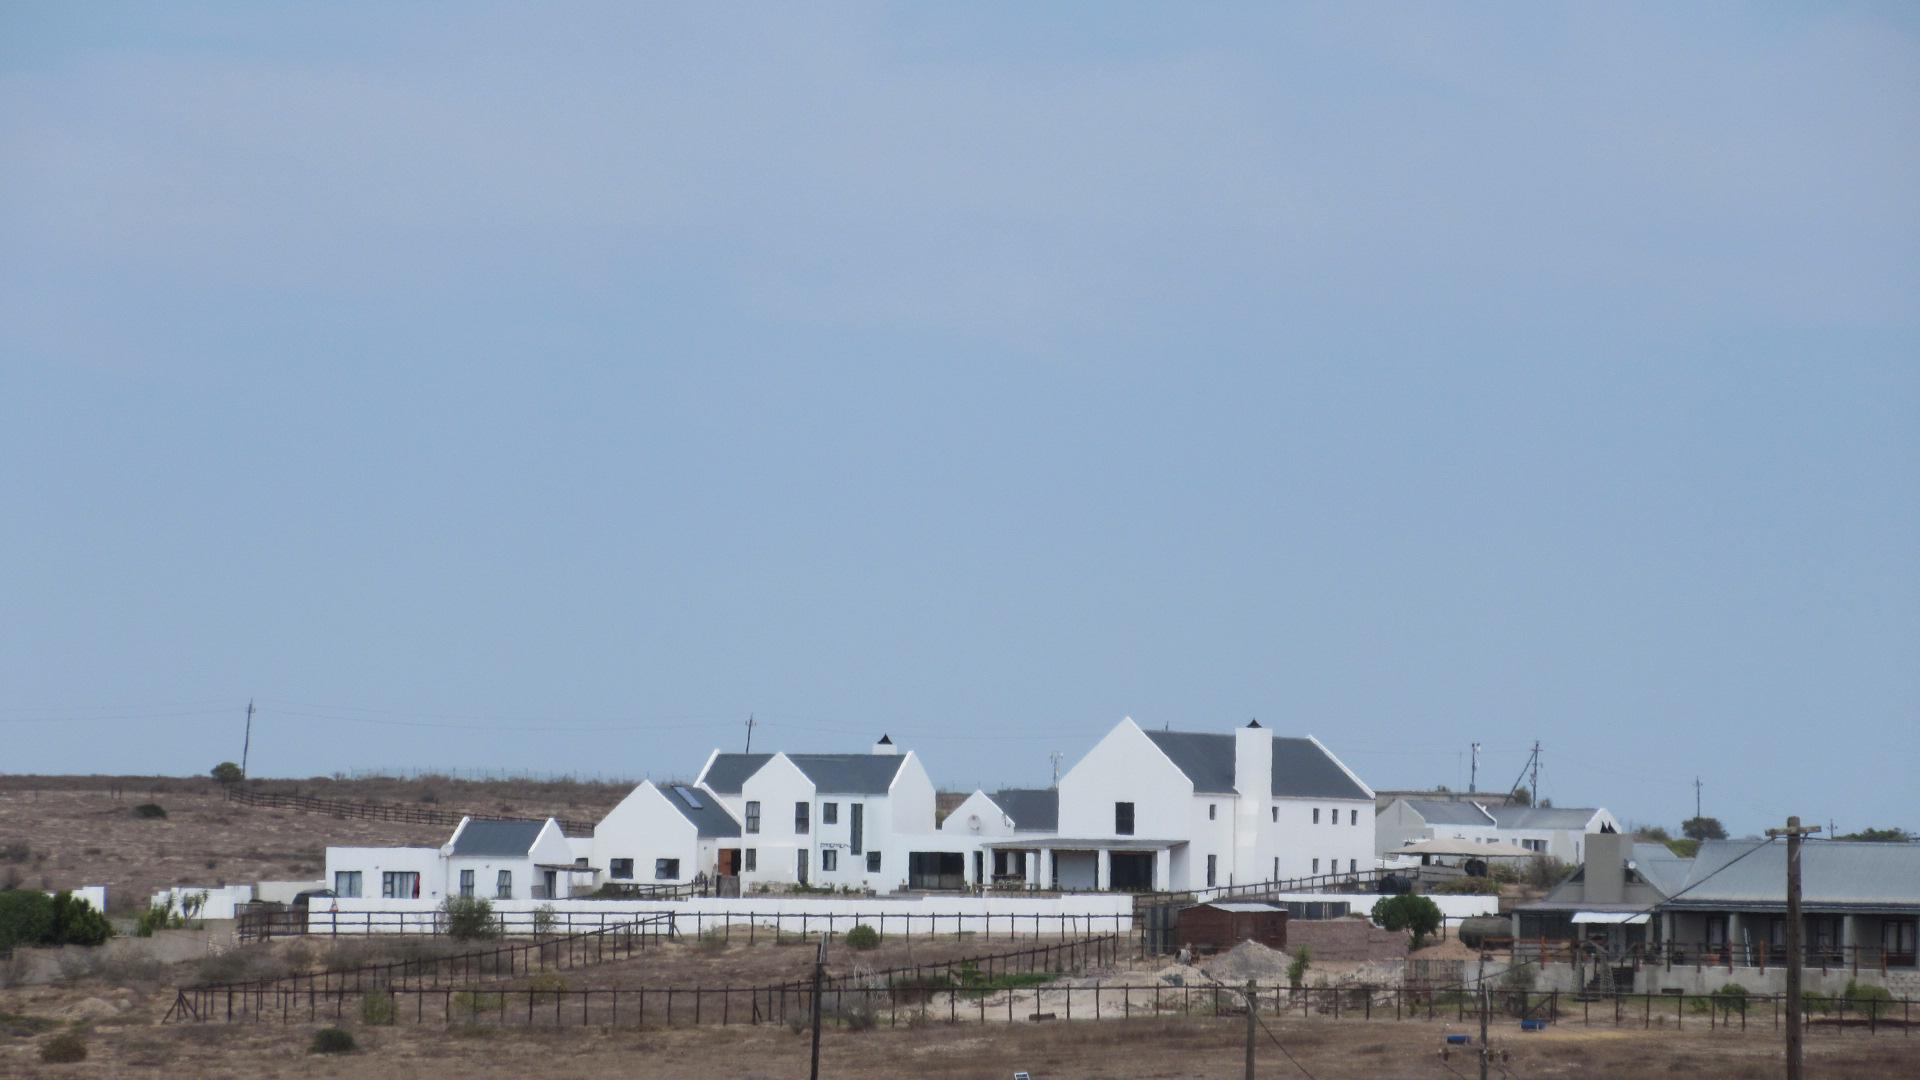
[450,819,546,857]
[660,784,742,838]
[786,753,908,794]
[1489,806,1603,830]
[701,753,773,795]
[1402,799,1497,826]
[1665,839,1920,911]
[1630,843,1693,895]
[990,788,1059,832]
[1141,730,1369,800]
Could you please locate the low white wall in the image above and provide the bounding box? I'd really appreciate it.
[1255,891,1501,925]
[307,893,1134,937]
[255,879,327,904]
[150,884,254,920]
[46,886,108,912]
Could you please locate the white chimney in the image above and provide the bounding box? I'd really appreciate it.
[872,734,898,756]
[1234,720,1272,885]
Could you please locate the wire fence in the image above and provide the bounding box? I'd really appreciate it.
[222,786,596,836]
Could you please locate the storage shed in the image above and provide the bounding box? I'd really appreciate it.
[1176,900,1289,954]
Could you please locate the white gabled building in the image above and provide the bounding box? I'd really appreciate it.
[1375,797,1620,865]
[590,780,743,886]
[694,735,938,893]
[324,815,590,904]
[978,717,1376,893]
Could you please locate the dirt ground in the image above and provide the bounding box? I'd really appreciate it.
[0,776,630,914]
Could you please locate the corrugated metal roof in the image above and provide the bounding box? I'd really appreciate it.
[990,788,1059,832]
[1488,806,1601,830]
[786,753,908,794]
[1402,799,1496,826]
[663,785,742,838]
[1630,844,1693,895]
[1140,730,1369,800]
[1667,839,1920,910]
[450,819,546,857]
[701,753,773,794]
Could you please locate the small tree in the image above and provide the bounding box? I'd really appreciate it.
[1371,894,1444,949]
[1836,827,1913,843]
[1633,824,1672,842]
[1681,817,1727,841]
[210,762,244,783]
[844,924,881,951]
[441,896,497,940]
[1508,787,1532,807]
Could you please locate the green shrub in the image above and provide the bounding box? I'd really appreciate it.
[1431,877,1500,895]
[844,924,881,951]
[528,973,567,1004]
[1844,980,1894,1018]
[360,991,396,1025]
[1710,982,1748,1001]
[210,762,244,783]
[1370,894,1444,948]
[49,892,112,947]
[309,1026,356,1054]
[132,803,167,819]
[134,903,172,938]
[440,896,496,941]
[39,1029,87,1063]
[1287,947,1312,988]
[531,904,557,936]
[0,891,56,953]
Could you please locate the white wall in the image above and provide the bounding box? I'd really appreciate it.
[940,791,1017,838]
[255,880,326,904]
[150,884,253,920]
[739,754,816,886]
[1274,796,1376,881]
[49,886,108,912]
[1057,718,1194,845]
[324,846,445,901]
[592,782,702,885]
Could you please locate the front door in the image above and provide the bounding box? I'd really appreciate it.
[718,849,739,877]
[797,849,809,885]
[543,870,558,900]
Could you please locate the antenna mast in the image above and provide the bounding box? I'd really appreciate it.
[1469,742,1480,793]
[744,713,755,753]
[241,699,255,777]
[1049,751,1063,789]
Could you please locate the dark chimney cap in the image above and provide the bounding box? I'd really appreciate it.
[1246,719,1261,728]
[877,734,893,744]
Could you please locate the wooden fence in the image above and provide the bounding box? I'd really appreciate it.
[309,907,1131,943]
[222,786,596,836]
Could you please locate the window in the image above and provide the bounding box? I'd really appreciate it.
[822,802,839,825]
[381,871,419,899]
[1206,855,1217,887]
[610,858,634,880]
[1311,858,1320,874]
[1312,808,1320,825]
[333,871,362,898]
[850,803,864,854]
[795,802,810,834]
[1521,839,1546,853]
[1272,857,1279,880]
[1208,803,1216,821]
[822,849,838,872]
[867,851,881,873]
[654,858,680,880]
[1271,806,1278,823]
[745,801,761,834]
[744,848,757,872]
[459,869,474,898]
[1350,809,1358,825]
[496,870,511,899]
[1115,802,1135,836]
[796,849,808,884]
[1349,859,1357,873]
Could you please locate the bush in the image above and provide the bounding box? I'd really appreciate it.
[360,991,396,1025]
[309,1026,356,1054]
[49,892,112,947]
[210,762,244,783]
[0,842,30,864]
[0,891,56,953]
[844,924,881,951]
[39,1029,87,1063]
[1844,980,1894,1018]
[132,803,167,819]
[531,904,557,936]
[134,903,172,938]
[1431,877,1500,895]
[1370,894,1444,949]
[528,973,567,1005]
[1287,947,1312,988]
[441,896,497,941]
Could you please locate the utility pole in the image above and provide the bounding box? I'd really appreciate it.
[1477,951,1491,1080]
[1244,979,1257,1080]
[1469,742,1480,793]
[241,699,255,777]
[1694,777,1702,822]
[809,934,826,1080]
[1767,816,1820,1080]
[744,713,755,754]
[1528,740,1541,805]
[1049,751,1063,789]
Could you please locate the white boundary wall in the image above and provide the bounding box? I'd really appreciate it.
[1255,891,1500,925]
[306,893,1134,936]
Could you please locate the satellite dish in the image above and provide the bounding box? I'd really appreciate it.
[967,814,982,832]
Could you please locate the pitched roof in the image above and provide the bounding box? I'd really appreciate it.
[1630,843,1693,895]
[1402,799,1497,826]
[1489,806,1602,830]
[990,788,1059,832]
[701,753,773,795]
[786,753,908,794]
[1140,730,1369,800]
[1665,839,1920,911]
[659,784,741,838]
[450,819,546,857]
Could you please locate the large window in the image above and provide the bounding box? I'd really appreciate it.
[1311,858,1320,874]
[1115,802,1135,836]
[333,871,362,898]
[866,851,881,873]
[381,871,419,899]
[907,852,965,890]
[745,800,761,834]
[850,803,864,854]
[744,848,757,872]
[1521,839,1547,853]
[610,858,634,879]
[1205,855,1217,887]
[496,870,512,899]
[822,802,838,825]
[459,869,474,897]
[822,849,838,872]
[795,802,810,834]
[654,859,680,880]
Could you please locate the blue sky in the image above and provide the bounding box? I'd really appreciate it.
[2,4,1915,836]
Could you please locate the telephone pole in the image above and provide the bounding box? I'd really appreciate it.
[1469,742,1480,793]
[241,699,255,777]
[1049,751,1063,789]
[1477,951,1491,1080]
[1528,740,1540,805]
[1694,777,1702,822]
[1766,816,1820,1080]
[809,934,827,1080]
[744,713,755,753]
[1244,979,1257,1080]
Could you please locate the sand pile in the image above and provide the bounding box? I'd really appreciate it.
[1202,940,1293,983]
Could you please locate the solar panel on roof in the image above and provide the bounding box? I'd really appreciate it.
[674,786,705,809]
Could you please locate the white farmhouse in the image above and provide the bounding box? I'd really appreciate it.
[1375,797,1619,864]
[591,780,743,886]
[977,717,1376,893]
[324,816,590,904]
[694,735,938,892]
[941,787,1058,886]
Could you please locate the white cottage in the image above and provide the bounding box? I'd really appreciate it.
[324,816,587,904]
[590,780,743,885]
[1375,797,1619,864]
[983,717,1376,893]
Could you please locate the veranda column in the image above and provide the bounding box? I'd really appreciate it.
[1097,850,1111,892]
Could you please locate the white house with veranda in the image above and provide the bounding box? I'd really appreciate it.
[589,780,743,886]
[971,717,1376,893]
[325,816,588,903]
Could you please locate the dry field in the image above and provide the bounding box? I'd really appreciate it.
[0,775,630,913]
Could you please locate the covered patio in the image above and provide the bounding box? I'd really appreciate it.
[983,837,1186,892]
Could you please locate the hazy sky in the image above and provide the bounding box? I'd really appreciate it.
[3,4,1916,837]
